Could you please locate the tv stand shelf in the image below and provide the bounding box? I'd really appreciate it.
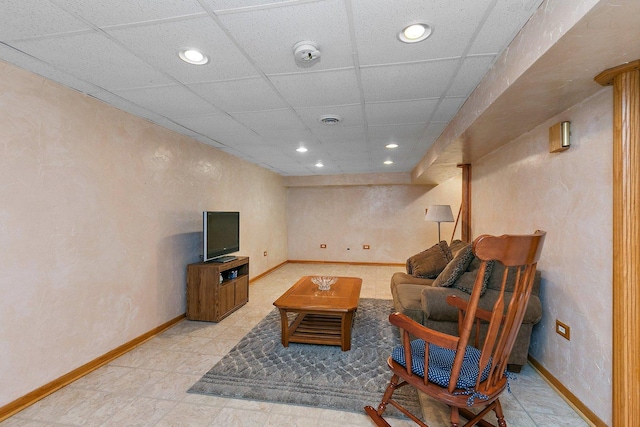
[186,256,249,322]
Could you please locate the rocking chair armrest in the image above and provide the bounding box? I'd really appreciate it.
[446,295,495,323]
[389,312,459,350]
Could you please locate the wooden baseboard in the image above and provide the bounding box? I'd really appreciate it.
[287,260,405,267]
[0,313,185,422]
[527,355,606,427]
[249,260,288,283]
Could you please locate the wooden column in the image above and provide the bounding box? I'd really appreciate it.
[595,59,640,426]
[458,164,472,242]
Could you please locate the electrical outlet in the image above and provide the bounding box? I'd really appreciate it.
[363,245,370,250]
[263,251,267,257]
[320,244,327,249]
[556,320,570,340]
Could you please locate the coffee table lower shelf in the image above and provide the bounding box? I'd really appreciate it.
[278,311,356,351]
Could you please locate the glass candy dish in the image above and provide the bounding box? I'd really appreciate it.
[311,276,337,291]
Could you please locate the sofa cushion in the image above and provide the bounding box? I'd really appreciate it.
[453,260,495,296]
[433,244,474,288]
[406,241,452,279]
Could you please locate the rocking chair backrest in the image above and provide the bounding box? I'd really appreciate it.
[447,231,546,395]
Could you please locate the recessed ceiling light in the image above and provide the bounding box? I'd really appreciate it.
[178,49,208,65]
[398,23,432,43]
[384,160,394,165]
[296,147,308,153]
[319,114,342,125]
[315,162,324,168]
[386,143,398,148]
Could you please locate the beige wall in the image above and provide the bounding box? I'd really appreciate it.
[0,61,288,406]
[472,88,613,424]
[286,175,462,263]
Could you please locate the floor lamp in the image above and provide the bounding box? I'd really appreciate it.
[425,205,454,242]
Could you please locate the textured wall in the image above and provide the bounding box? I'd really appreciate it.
[0,61,287,406]
[286,175,462,263]
[472,89,612,424]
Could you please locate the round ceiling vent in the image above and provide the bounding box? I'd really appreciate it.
[319,114,342,125]
[293,41,321,67]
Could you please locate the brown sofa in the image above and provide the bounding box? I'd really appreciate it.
[390,240,543,372]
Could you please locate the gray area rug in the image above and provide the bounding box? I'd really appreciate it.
[188,298,419,417]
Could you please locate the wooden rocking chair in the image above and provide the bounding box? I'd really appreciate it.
[365,231,546,427]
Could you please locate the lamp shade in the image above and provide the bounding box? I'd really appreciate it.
[425,205,454,223]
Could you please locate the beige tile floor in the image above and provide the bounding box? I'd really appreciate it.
[2,263,590,427]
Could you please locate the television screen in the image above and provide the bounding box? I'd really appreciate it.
[203,211,239,262]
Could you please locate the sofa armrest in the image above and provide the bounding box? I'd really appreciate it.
[390,272,434,290]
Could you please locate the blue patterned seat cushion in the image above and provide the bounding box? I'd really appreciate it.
[391,339,491,390]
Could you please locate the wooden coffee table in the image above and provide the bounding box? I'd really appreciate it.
[273,276,362,351]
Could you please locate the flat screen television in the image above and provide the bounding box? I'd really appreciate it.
[203,211,240,262]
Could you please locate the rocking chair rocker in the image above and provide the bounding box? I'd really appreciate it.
[365,231,546,427]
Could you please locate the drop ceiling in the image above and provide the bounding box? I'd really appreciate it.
[0,0,543,176]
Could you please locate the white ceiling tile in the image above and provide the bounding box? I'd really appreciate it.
[0,45,100,94]
[204,0,296,12]
[432,97,466,122]
[294,104,364,129]
[188,77,287,112]
[368,123,425,144]
[11,32,173,90]
[268,69,361,108]
[423,121,448,140]
[239,143,286,156]
[105,16,259,84]
[174,114,255,139]
[52,0,206,27]
[447,56,495,97]
[469,0,544,55]
[349,0,493,65]
[0,0,90,40]
[332,152,374,169]
[360,60,459,102]
[217,0,353,74]
[311,126,367,146]
[113,85,221,118]
[365,99,437,125]
[258,129,318,146]
[322,135,367,149]
[231,109,307,132]
[370,144,415,156]
[371,147,412,161]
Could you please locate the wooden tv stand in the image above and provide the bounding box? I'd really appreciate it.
[186,256,249,322]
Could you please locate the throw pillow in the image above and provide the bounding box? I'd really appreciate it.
[453,260,495,296]
[406,241,452,279]
[433,244,474,288]
[449,239,469,257]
